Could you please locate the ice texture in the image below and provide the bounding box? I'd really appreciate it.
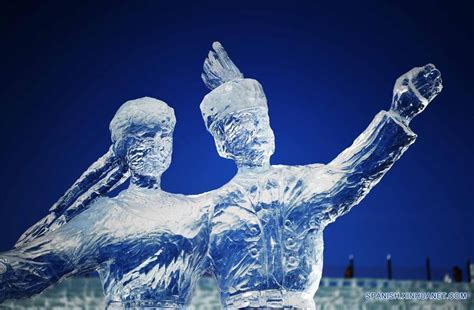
[200,43,442,309]
[202,42,244,90]
[1,98,213,309]
[16,98,176,246]
[1,191,212,308]
[16,147,129,247]
[391,64,443,124]
[0,42,443,310]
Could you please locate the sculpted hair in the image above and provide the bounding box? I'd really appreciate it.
[16,147,129,247]
[16,97,175,247]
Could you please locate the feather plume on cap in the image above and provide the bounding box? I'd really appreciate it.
[201,41,244,90]
[200,42,268,131]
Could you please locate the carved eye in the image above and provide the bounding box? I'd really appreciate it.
[141,131,156,138]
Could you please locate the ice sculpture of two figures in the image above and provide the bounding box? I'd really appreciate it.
[0,42,443,310]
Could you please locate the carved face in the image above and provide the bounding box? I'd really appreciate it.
[110,98,175,180]
[210,108,275,166]
[118,123,173,178]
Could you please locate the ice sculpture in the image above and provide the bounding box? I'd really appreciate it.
[0,98,213,309]
[200,42,442,309]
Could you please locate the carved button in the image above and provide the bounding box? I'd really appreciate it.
[287,256,298,267]
[286,237,296,248]
[249,248,259,257]
[309,219,318,229]
[249,226,259,235]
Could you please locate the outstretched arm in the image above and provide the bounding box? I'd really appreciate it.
[304,64,442,226]
[0,200,108,302]
[0,236,74,301]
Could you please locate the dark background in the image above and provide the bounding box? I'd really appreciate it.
[1,1,472,280]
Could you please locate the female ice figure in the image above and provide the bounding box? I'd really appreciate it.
[0,97,213,309]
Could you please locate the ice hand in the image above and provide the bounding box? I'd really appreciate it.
[390,64,443,124]
[411,64,443,102]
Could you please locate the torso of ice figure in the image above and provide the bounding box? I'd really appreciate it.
[81,187,212,309]
[209,164,339,310]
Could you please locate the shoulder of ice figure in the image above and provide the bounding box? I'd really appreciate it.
[164,191,214,216]
[116,190,211,238]
[117,188,204,208]
[37,196,118,250]
[63,196,118,230]
[272,163,345,193]
[183,187,232,216]
[85,195,118,215]
[272,163,326,175]
[112,189,212,227]
[304,163,329,171]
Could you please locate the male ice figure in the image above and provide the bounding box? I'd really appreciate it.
[200,42,442,309]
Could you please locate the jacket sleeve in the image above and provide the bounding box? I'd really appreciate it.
[299,110,417,227]
[0,202,107,302]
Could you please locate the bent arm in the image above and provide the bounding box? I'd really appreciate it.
[289,65,441,230]
[293,110,416,229]
[319,110,417,224]
[0,238,74,301]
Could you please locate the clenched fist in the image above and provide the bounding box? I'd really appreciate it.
[390,64,443,124]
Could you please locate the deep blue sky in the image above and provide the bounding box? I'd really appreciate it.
[1,1,472,279]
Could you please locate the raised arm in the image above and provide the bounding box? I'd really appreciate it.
[0,199,110,302]
[301,64,442,226]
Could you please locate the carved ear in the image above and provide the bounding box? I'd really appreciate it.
[201,41,244,90]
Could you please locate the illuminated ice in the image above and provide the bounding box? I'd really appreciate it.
[200,42,443,309]
[0,98,214,309]
[0,42,443,310]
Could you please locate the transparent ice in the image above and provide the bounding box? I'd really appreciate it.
[0,42,443,310]
[200,42,442,309]
[0,98,214,309]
